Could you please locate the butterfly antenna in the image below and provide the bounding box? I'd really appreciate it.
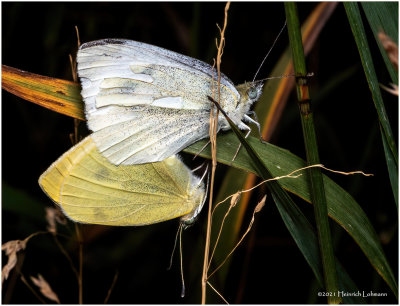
[179,225,186,298]
[168,223,182,270]
[255,72,314,84]
[252,20,287,83]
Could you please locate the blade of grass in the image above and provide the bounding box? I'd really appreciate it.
[3,184,46,220]
[208,97,366,301]
[381,126,399,208]
[2,65,84,120]
[285,2,340,303]
[186,133,398,298]
[344,2,398,209]
[211,2,339,286]
[256,2,338,140]
[360,2,399,208]
[361,2,398,84]
[208,97,324,287]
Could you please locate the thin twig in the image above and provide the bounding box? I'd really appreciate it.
[208,196,265,279]
[75,223,83,304]
[20,273,47,304]
[234,224,257,303]
[52,235,79,281]
[212,163,373,214]
[207,193,240,271]
[13,250,47,304]
[104,270,119,304]
[201,2,230,304]
[75,26,81,48]
[207,281,229,304]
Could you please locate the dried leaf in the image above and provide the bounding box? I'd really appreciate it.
[1,65,84,120]
[230,192,241,208]
[208,195,267,279]
[30,274,60,304]
[255,195,267,213]
[1,240,27,284]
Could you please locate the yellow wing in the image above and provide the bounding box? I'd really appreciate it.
[38,136,205,226]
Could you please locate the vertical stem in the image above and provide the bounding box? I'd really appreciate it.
[201,3,230,304]
[201,134,214,304]
[75,224,83,304]
[284,3,341,304]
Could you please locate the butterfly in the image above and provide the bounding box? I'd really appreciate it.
[38,136,206,226]
[77,38,264,165]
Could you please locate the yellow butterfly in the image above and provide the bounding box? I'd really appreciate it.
[39,136,205,226]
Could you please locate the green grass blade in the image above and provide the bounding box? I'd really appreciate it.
[361,2,398,84]
[344,3,398,210]
[285,2,339,302]
[211,98,326,286]
[210,2,339,287]
[336,262,366,304]
[206,100,364,299]
[360,1,398,208]
[3,184,47,224]
[185,133,398,298]
[380,126,399,207]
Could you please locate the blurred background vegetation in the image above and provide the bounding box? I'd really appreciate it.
[2,2,398,303]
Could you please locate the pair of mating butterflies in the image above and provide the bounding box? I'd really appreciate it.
[39,39,263,226]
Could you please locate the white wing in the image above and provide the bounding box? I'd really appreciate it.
[90,105,211,164]
[77,39,240,164]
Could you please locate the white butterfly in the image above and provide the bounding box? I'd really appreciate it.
[77,39,263,165]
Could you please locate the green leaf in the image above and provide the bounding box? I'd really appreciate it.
[184,133,398,298]
[207,102,364,301]
[285,2,339,302]
[3,183,46,223]
[210,96,327,288]
[344,2,398,210]
[381,127,399,207]
[361,2,398,84]
[210,2,340,287]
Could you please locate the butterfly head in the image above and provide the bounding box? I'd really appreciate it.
[230,81,263,122]
[240,81,264,102]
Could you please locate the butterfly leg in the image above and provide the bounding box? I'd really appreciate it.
[231,123,252,162]
[244,112,267,144]
[191,161,207,173]
[192,140,211,160]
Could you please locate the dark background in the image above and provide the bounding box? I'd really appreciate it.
[2,2,398,304]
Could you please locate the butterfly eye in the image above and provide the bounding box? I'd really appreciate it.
[248,87,258,100]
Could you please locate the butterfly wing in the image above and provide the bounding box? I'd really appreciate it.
[38,136,205,226]
[77,39,240,164]
[89,105,211,165]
